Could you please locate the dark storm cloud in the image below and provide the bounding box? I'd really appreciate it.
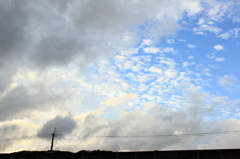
[37,115,77,139]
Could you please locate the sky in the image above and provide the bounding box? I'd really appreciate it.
[0,0,240,153]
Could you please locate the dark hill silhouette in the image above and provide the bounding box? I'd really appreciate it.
[1,149,240,159]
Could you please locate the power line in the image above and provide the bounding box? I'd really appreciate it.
[0,129,240,141]
[79,129,240,138]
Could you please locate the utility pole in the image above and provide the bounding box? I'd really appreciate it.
[50,127,56,151]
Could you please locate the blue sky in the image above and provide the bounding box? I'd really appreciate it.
[0,0,240,153]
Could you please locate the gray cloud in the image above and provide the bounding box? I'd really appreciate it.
[0,85,65,121]
[0,0,179,69]
[0,0,182,123]
[0,1,29,61]
[0,0,179,95]
[0,65,16,92]
[68,87,228,151]
[1,0,238,152]
[37,115,77,139]
[0,124,18,151]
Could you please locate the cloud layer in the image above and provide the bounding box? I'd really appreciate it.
[0,0,240,153]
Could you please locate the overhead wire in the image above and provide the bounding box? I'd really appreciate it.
[79,129,240,138]
[1,129,240,141]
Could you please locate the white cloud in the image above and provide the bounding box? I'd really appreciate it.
[132,65,143,72]
[188,56,194,59]
[141,39,152,46]
[138,74,154,83]
[187,44,196,48]
[182,62,195,67]
[143,47,160,54]
[119,48,139,55]
[164,69,178,78]
[159,57,176,68]
[194,31,205,35]
[197,18,205,25]
[202,68,211,76]
[161,47,177,54]
[219,28,240,39]
[206,1,233,22]
[218,75,239,91]
[215,57,225,62]
[167,39,175,44]
[218,32,230,40]
[115,55,126,62]
[213,45,224,51]
[179,39,186,42]
[149,66,163,74]
[122,61,134,69]
[138,84,149,93]
[207,52,216,59]
[193,24,222,34]
[181,0,203,16]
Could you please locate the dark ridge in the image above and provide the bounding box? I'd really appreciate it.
[1,149,240,159]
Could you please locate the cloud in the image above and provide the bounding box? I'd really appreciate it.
[105,97,124,107]
[141,39,153,46]
[149,66,163,74]
[0,65,17,92]
[161,47,177,54]
[193,24,222,34]
[143,47,160,54]
[197,18,205,25]
[198,119,240,149]
[66,85,239,151]
[218,75,239,91]
[37,115,77,139]
[207,52,216,59]
[213,45,224,51]
[159,57,176,68]
[187,44,196,48]
[219,28,240,40]
[202,68,211,77]
[215,57,225,62]
[164,69,178,78]
[0,85,65,121]
[179,39,186,42]
[167,39,175,44]
[0,124,18,151]
[181,0,203,16]
[199,0,238,24]
[182,62,195,67]
[0,0,239,153]
[188,56,194,59]
[0,0,183,92]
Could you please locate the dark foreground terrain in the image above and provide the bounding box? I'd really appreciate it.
[1,149,240,159]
